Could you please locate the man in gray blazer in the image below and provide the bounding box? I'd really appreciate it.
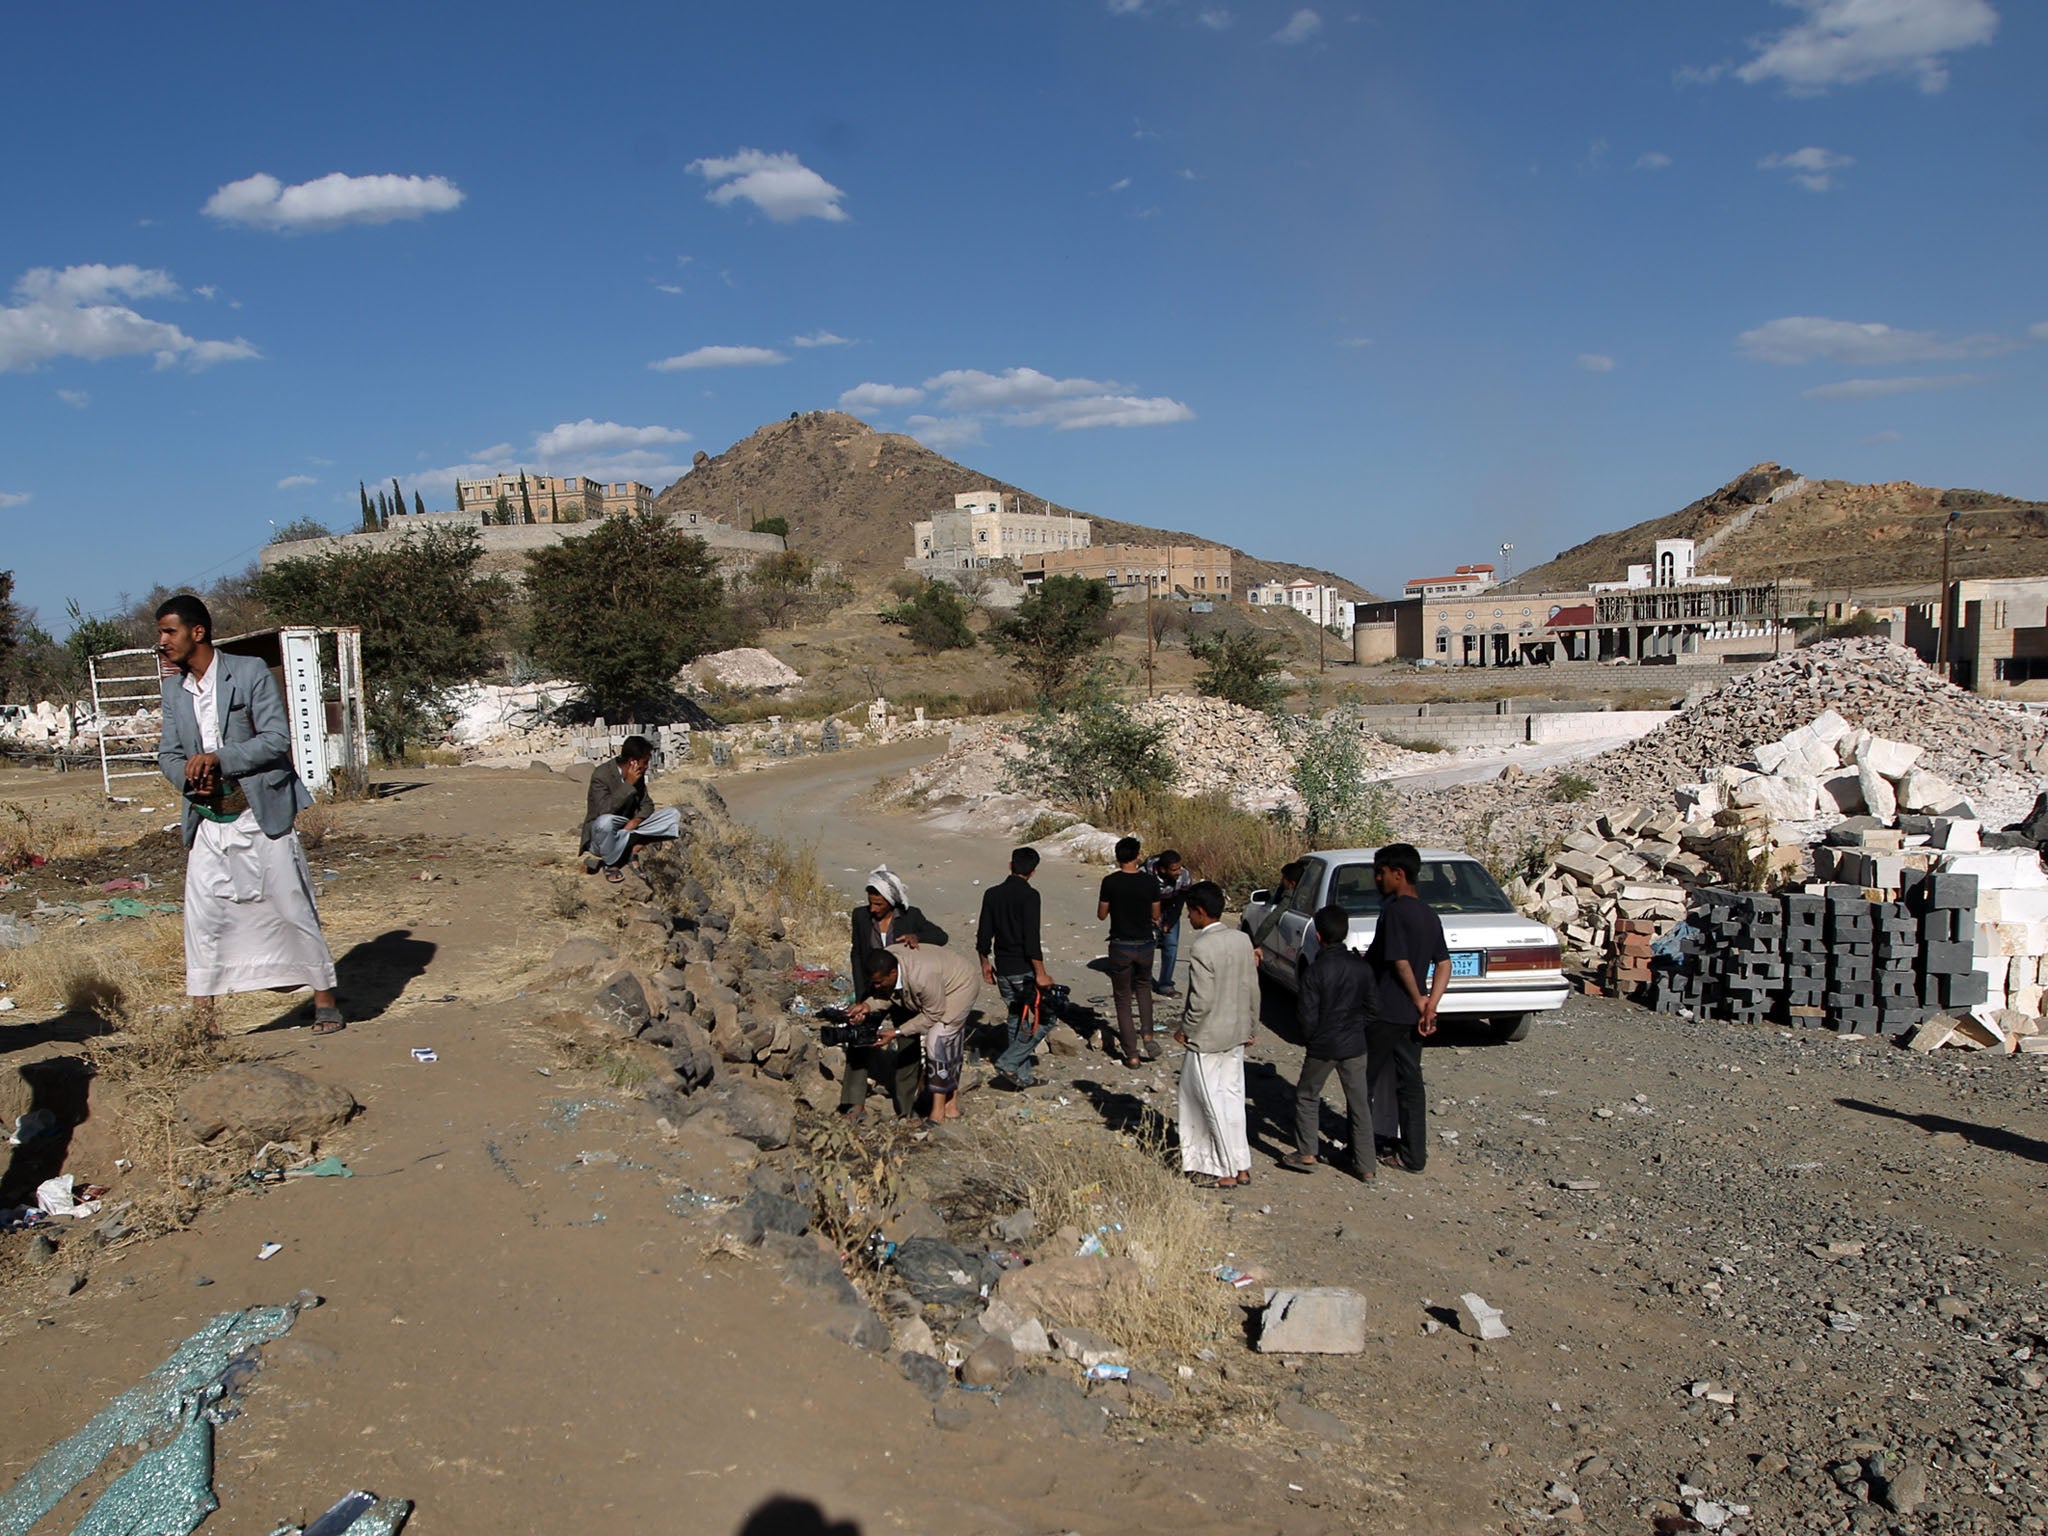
[156,595,342,1035]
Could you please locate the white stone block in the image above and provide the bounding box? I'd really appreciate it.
[1752,740,1793,775]
[1933,819,1982,852]
[1807,709,1852,747]
[1857,766,1896,824]
[1852,735,1922,781]
[1939,850,2048,889]
[1457,1293,1510,1341]
[1257,1287,1368,1354]
[1820,771,1866,815]
[1729,773,1820,821]
[1897,768,1966,815]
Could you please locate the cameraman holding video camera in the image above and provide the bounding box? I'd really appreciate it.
[849,943,982,1128]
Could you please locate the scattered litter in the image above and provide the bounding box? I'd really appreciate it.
[1212,1265,1258,1289]
[10,1110,58,1147]
[410,1048,437,1064]
[285,1157,352,1180]
[265,1487,413,1536]
[35,1175,106,1220]
[1085,1363,1131,1381]
[256,1243,282,1261]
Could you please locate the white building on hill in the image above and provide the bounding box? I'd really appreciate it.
[910,491,1091,571]
[1247,580,1355,636]
[1589,537,1730,592]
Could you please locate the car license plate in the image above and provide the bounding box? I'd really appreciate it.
[1449,951,1483,979]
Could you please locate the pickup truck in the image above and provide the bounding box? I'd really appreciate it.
[1240,846,1568,1042]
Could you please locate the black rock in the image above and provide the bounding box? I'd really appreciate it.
[899,1351,951,1399]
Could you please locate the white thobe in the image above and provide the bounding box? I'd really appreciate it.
[1179,1045,1251,1178]
[181,662,337,997]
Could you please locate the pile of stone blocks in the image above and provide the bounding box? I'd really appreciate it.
[1676,709,1977,829]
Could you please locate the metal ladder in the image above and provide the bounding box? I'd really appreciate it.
[89,646,169,799]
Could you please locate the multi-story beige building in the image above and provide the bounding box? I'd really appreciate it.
[1025,543,1233,600]
[910,491,1091,571]
[452,473,655,523]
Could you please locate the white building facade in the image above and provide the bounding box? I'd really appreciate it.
[1402,562,1497,600]
[1247,580,1355,636]
[910,491,1091,571]
[1589,538,1731,593]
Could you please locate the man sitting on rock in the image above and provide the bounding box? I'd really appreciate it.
[853,943,981,1127]
[582,736,682,882]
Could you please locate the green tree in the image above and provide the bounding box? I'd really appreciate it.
[491,492,514,527]
[1189,628,1286,711]
[454,480,465,512]
[64,599,130,671]
[882,580,976,654]
[359,483,376,532]
[742,549,816,629]
[987,575,1115,701]
[549,485,560,523]
[255,527,508,758]
[750,515,790,538]
[518,472,534,525]
[391,478,406,524]
[524,512,735,721]
[0,571,21,694]
[269,516,333,545]
[1289,703,1391,845]
[413,490,426,519]
[1005,669,1175,808]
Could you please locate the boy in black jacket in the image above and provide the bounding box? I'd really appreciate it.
[1279,905,1377,1180]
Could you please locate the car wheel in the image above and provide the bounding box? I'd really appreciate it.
[1495,1013,1533,1043]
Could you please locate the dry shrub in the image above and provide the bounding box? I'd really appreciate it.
[295,803,337,849]
[546,874,588,919]
[0,913,185,1024]
[1103,788,1298,905]
[0,800,108,871]
[957,1117,1236,1360]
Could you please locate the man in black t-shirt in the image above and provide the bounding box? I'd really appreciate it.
[1364,843,1449,1173]
[1096,835,1160,1067]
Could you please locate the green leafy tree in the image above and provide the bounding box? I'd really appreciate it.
[742,549,817,629]
[269,517,333,545]
[987,574,1115,701]
[491,492,514,527]
[524,513,734,721]
[750,515,790,538]
[359,483,376,532]
[0,571,21,694]
[64,599,130,671]
[518,472,534,525]
[1189,628,1286,711]
[255,527,508,758]
[1005,669,1175,808]
[1289,702,1391,845]
[882,580,976,654]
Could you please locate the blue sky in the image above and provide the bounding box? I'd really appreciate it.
[2,0,2042,624]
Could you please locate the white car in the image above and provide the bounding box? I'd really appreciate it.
[1240,847,1568,1042]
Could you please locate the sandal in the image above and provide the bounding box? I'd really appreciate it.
[1278,1152,1318,1173]
[310,1006,346,1036]
[1188,1173,1227,1189]
[604,868,625,884]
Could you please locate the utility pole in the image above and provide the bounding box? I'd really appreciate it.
[1317,590,1326,674]
[1145,578,1156,698]
[1500,542,1515,585]
[1936,509,1959,680]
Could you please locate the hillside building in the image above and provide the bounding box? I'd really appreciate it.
[451,473,654,523]
[1588,538,1731,593]
[1247,580,1353,634]
[1402,564,1497,600]
[909,491,1091,571]
[1024,543,1233,600]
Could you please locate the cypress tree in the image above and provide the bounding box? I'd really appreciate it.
[549,486,559,522]
[392,478,406,522]
[493,492,512,526]
[519,472,534,525]
[377,491,390,531]
[454,480,466,512]
[360,482,375,532]
[414,491,427,518]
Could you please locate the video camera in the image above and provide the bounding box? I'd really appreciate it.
[816,1005,882,1050]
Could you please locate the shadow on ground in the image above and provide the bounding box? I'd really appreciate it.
[250,928,437,1033]
[1837,1097,2048,1165]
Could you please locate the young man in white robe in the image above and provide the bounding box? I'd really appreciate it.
[1173,881,1260,1188]
[155,596,342,1035]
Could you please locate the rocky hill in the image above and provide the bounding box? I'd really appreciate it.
[654,411,1378,597]
[1505,464,2048,597]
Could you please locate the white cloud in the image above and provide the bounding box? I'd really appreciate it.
[905,415,986,451]
[56,387,89,408]
[0,264,259,373]
[2029,321,2048,342]
[1801,373,1984,399]
[1272,8,1322,43]
[1635,151,1674,170]
[1759,145,1855,191]
[924,366,1194,430]
[1106,0,1147,13]
[792,330,852,348]
[653,283,686,295]
[193,284,218,300]
[647,345,788,372]
[1737,315,2016,366]
[1337,336,1372,348]
[1863,430,1904,443]
[204,171,464,231]
[688,149,848,223]
[839,382,926,413]
[531,419,691,457]
[1198,8,1234,29]
[276,474,317,490]
[1736,0,1998,94]
[1578,353,1617,372]
[0,491,30,509]
[1108,176,1133,192]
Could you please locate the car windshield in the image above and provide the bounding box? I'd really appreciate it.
[1329,859,1515,917]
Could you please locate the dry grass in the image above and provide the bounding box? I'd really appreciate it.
[1102,788,1299,905]
[0,912,185,1023]
[951,1116,1237,1361]
[0,800,109,871]
[295,803,338,849]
